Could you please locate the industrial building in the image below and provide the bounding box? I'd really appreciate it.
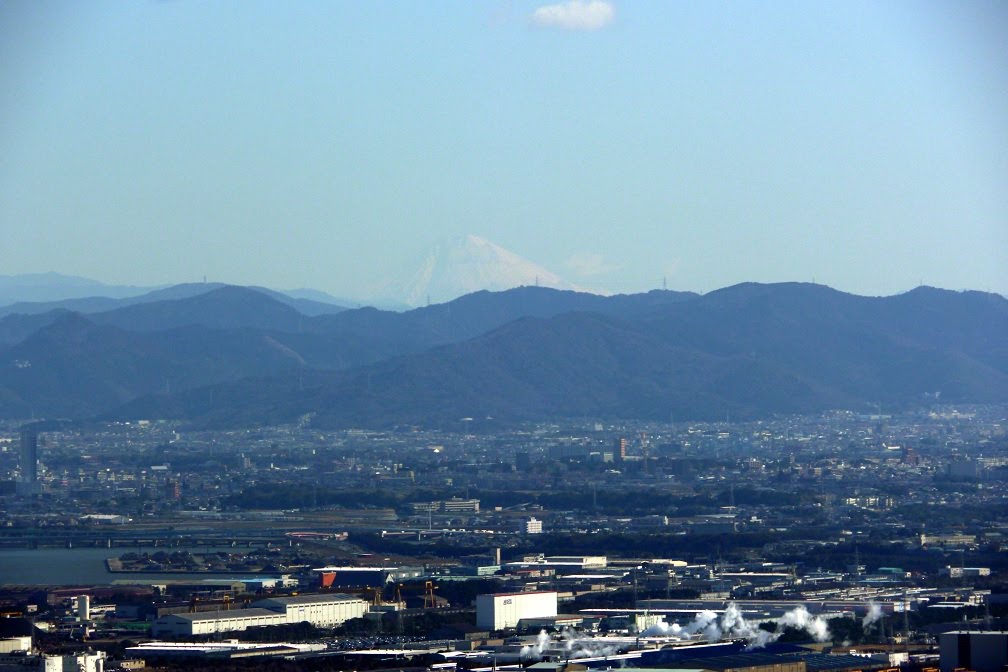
[476,591,558,630]
[151,593,367,637]
[940,631,1008,672]
[411,498,480,514]
[0,636,31,653]
[41,652,106,672]
[152,608,287,637]
[545,556,607,569]
[252,594,369,627]
[442,497,480,513]
[125,640,326,661]
[940,565,991,578]
[505,555,606,574]
[313,565,424,588]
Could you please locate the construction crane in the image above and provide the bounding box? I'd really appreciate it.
[423,580,438,609]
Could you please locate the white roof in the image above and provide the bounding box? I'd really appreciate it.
[311,566,402,573]
[254,593,363,606]
[160,608,280,622]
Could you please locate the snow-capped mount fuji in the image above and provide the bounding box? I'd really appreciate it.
[399,235,592,307]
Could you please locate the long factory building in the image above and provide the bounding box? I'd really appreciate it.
[152,594,368,637]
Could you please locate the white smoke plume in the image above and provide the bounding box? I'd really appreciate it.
[862,602,884,629]
[642,602,831,649]
[520,603,833,660]
[639,620,687,637]
[520,629,552,658]
[778,606,830,642]
[564,635,619,659]
[520,628,619,660]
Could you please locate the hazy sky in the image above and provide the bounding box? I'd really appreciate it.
[1,1,1006,299]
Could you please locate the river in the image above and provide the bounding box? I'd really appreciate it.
[0,547,251,585]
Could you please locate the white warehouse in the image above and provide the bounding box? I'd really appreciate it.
[253,594,369,627]
[476,591,557,631]
[152,608,287,638]
[151,594,367,637]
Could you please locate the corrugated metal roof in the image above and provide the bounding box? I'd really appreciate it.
[670,652,803,670]
[255,593,364,606]
[800,653,888,672]
[162,608,281,623]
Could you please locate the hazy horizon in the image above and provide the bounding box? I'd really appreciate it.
[1,260,1005,310]
[2,2,1006,299]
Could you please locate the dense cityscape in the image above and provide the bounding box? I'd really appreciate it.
[3,1,1007,671]
[1,405,1005,670]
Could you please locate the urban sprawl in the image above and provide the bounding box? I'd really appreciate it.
[0,406,1006,672]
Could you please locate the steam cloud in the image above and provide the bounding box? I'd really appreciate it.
[520,628,619,660]
[862,602,883,629]
[520,603,832,660]
[641,603,831,649]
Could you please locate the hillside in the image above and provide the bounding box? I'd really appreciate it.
[0,285,695,417]
[106,284,1008,429]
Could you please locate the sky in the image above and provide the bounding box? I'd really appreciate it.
[1,0,1006,300]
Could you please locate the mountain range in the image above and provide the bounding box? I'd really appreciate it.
[393,234,592,307]
[0,281,1004,428]
[0,277,349,321]
[0,272,158,306]
[1,236,594,311]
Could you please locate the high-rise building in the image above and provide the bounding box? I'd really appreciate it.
[20,430,38,483]
[17,430,39,495]
[615,437,627,461]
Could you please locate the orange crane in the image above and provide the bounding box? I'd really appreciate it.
[423,580,438,609]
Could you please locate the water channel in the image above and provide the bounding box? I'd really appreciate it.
[0,547,251,585]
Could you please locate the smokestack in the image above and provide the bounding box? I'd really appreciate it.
[494,547,501,565]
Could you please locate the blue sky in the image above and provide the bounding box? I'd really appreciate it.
[1,1,1005,299]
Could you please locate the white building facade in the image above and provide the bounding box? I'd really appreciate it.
[151,609,287,638]
[151,594,367,637]
[42,652,106,672]
[476,591,558,630]
[253,594,368,627]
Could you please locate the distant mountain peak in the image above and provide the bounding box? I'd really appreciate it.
[400,235,592,307]
[0,272,159,305]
